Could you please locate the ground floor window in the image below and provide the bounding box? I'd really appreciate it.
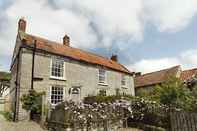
[115,88,120,96]
[99,89,106,96]
[50,86,64,104]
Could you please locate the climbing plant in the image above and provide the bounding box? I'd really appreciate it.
[21,89,44,114]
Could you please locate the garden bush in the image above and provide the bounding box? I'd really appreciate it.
[21,89,44,114]
[48,95,171,130]
[0,111,13,121]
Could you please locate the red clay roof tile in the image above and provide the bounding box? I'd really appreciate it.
[134,65,180,88]
[20,32,131,74]
[180,68,197,81]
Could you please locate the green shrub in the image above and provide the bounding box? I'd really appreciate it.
[84,94,134,104]
[21,89,44,114]
[0,111,13,121]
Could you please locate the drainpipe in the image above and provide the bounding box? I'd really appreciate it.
[13,47,21,122]
[31,40,36,90]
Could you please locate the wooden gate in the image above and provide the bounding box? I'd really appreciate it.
[170,111,197,131]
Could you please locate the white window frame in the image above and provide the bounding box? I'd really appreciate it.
[49,85,65,106]
[121,74,127,87]
[98,68,107,85]
[50,57,66,80]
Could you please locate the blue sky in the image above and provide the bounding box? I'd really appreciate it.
[0,0,197,73]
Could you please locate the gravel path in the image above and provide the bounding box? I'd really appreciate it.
[118,128,143,131]
[0,114,142,131]
[0,114,48,131]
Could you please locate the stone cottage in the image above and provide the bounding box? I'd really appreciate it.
[10,19,135,121]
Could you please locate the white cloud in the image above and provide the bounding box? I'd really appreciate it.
[143,0,197,32]
[130,58,180,73]
[6,0,98,48]
[130,49,197,74]
[181,50,197,68]
[0,0,197,71]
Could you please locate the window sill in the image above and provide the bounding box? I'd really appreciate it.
[50,76,66,81]
[121,86,128,89]
[98,83,108,86]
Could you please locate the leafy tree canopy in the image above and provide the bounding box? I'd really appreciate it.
[148,77,196,111]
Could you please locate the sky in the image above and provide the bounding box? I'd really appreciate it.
[0,0,197,74]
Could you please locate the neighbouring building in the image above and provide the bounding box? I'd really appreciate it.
[180,68,197,89]
[0,71,11,112]
[134,66,181,96]
[134,65,197,95]
[10,19,135,121]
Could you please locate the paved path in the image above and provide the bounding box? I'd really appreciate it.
[0,114,48,131]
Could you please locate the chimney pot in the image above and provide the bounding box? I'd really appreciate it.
[63,35,70,46]
[135,72,141,77]
[18,18,26,32]
[111,54,118,62]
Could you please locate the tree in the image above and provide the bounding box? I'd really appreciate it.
[152,77,194,111]
[189,84,197,112]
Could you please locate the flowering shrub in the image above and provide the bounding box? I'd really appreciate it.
[128,97,171,129]
[48,96,171,130]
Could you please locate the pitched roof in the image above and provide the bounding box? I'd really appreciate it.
[0,72,11,81]
[19,32,131,74]
[134,66,180,88]
[180,68,197,81]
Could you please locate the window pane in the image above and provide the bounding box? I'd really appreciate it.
[99,90,106,96]
[121,75,126,86]
[51,86,64,104]
[99,69,106,83]
[51,58,64,78]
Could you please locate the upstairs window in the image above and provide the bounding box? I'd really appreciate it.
[51,58,64,79]
[50,86,64,104]
[121,75,126,86]
[98,68,106,84]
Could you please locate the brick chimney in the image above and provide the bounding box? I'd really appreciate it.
[18,18,26,32]
[111,54,118,62]
[63,34,70,46]
[135,72,141,77]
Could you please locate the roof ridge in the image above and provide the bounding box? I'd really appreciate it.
[183,68,197,72]
[26,33,116,63]
[23,33,131,74]
[138,65,180,77]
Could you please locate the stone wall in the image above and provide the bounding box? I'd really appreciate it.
[135,85,155,96]
[12,47,135,120]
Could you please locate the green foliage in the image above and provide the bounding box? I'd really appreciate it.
[137,88,153,98]
[20,90,44,114]
[84,94,134,104]
[50,97,170,130]
[0,111,13,121]
[152,77,194,111]
[128,97,170,129]
[190,86,197,112]
[0,72,11,81]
